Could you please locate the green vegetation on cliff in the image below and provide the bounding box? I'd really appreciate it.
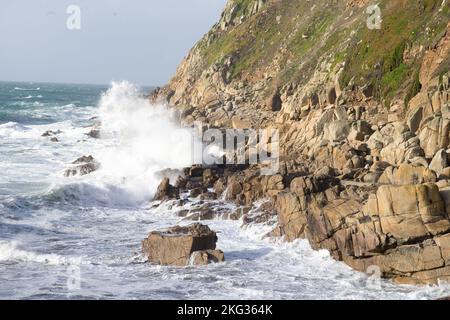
[188,0,449,106]
[341,0,449,105]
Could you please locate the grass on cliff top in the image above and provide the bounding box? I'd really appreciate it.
[341,0,450,106]
[196,0,448,106]
[197,0,341,83]
[197,2,277,75]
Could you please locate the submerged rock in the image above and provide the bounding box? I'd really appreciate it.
[142,223,224,266]
[85,129,101,139]
[72,155,95,164]
[42,130,62,137]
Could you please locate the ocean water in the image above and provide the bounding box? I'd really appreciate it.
[0,81,449,300]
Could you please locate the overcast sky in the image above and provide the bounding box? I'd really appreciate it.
[0,0,227,86]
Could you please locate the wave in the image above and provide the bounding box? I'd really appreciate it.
[4,81,200,206]
[88,81,201,204]
[42,181,143,207]
[14,87,40,91]
[0,121,31,137]
[0,240,81,266]
[23,95,43,99]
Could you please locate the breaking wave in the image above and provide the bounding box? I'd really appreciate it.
[90,81,199,204]
[0,241,80,266]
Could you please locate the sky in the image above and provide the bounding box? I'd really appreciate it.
[0,0,227,86]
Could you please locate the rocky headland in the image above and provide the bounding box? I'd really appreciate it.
[143,0,450,285]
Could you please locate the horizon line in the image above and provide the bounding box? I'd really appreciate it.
[0,79,158,88]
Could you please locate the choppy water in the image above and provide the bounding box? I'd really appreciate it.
[1,81,450,300]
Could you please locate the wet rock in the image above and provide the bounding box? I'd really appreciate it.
[42,130,62,137]
[226,206,251,220]
[202,168,219,187]
[153,178,179,201]
[199,192,218,201]
[72,155,95,164]
[225,177,242,201]
[189,187,207,198]
[189,165,204,178]
[176,209,190,217]
[142,223,221,266]
[189,250,225,265]
[185,177,205,190]
[64,155,99,177]
[182,202,231,221]
[175,175,188,189]
[86,129,101,139]
[183,208,215,221]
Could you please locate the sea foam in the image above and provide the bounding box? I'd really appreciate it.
[92,81,199,204]
[0,241,80,266]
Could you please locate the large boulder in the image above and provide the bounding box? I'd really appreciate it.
[323,120,350,142]
[364,184,450,242]
[368,122,425,165]
[429,149,448,176]
[142,223,224,266]
[379,163,436,185]
[419,116,450,158]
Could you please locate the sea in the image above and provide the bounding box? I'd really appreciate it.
[0,80,449,299]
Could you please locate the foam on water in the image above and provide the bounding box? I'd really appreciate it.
[93,81,198,204]
[14,87,40,91]
[23,95,43,99]
[1,81,450,300]
[0,240,81,266]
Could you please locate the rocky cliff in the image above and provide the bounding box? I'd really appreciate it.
[150,0,450,284]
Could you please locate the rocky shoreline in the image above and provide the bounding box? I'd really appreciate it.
[144,158,450,285]
[140,0,450,286]
[57,0,450,287]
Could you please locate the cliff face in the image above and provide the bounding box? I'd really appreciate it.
[155,0,449,127]
[151,0,450,284]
